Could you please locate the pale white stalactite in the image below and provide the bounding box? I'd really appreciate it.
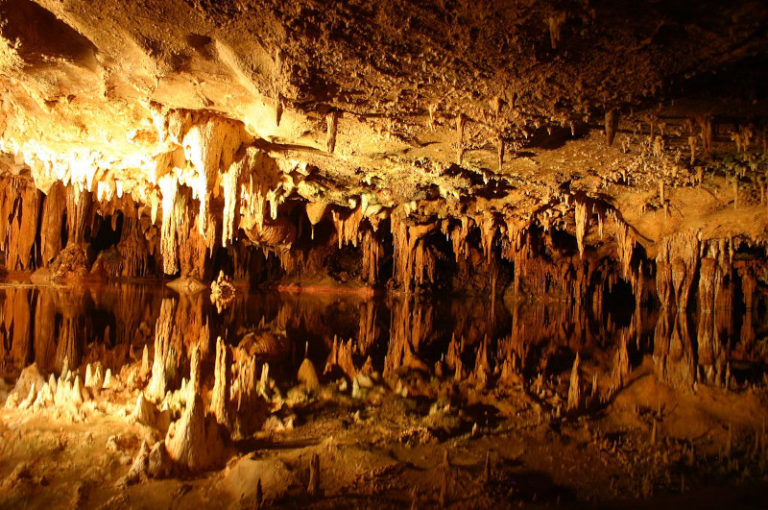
[575,200,588,258]
[221,165,241,247]
[158,173,179,274]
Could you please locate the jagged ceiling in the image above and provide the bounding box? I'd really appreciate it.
[1,0,768,276]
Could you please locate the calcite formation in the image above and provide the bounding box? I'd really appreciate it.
[1,1,768,507]
[0,0,763,303]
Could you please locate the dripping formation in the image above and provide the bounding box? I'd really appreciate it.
[1,0,768,508]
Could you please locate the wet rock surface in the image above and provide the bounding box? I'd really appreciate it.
[0,0,768,508]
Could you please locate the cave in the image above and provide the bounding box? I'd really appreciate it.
[1,1,768,508]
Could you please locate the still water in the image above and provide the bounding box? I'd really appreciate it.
[0,282,764,388]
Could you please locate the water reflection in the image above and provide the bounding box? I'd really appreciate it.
[0,283,765,390]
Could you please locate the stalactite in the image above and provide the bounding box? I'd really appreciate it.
[221,161,241,247]
[5,181,41,270]
[737,264,757,354]
[575,200,588,258]
[698,115,713,152]
[40,182,66,266]
[180,115,244,237]
[2,288,32,374]
[615,219,635,280]
[360,229,382,284]
[65,186,91,246]
[450,217,473,262]
[32,291,56,373]
[158,174,179,275]
[332,206,365,249]
[326,112,338,153]
[479,212,497,263]
[390,211,436,291]
[306,200,327,240]
[176,209,211,280]
[357,301,379,354]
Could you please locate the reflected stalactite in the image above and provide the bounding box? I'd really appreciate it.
[653,232,702,389]
[32,290,57,373]
[0,288,33,376]
[357,300,379,354]
[383,297,430,379]
[697,257,725,385]
[736,263,757,357]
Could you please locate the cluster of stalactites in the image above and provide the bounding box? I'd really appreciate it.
[0,177,127,273]
[390,211,437,291]
[655,231,702,311]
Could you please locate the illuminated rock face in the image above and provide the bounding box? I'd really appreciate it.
[0,1,767,299]
[2,3,768,485]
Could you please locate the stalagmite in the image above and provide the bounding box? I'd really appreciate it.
[547,12,567,49]
[164,391,226,472]
[147,299,175,401]
[605,109,618,145]
[307,453,320,496]
[472,336,491,388]
[298,358,320,392]
[132,394,169,432]
[325,336,357,382]
[121,442,150,486]
[165,347,227,473]
[140,345,150,379]
[613,334,630,390]
[567,353,581,412]
[211,337,232,431]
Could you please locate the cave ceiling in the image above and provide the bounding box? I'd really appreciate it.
[1,0,768,273]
